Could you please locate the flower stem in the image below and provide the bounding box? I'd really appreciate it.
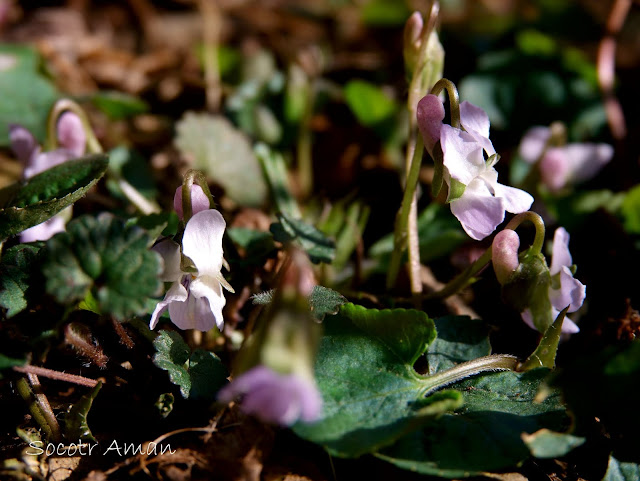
[13,365,101,388]
[386,134,424,290]
[505,211,546,254]
[419,354,518,397]
[430,78,460,128]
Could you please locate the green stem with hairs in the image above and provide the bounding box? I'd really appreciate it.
[419,354,518,397]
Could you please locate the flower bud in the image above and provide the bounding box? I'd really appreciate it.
[57,111,86,157]
[173,184,210,220]
[403,12,444,88]
[501,249,554,332]
[492,229,520,285]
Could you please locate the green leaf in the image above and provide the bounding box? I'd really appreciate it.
[174,112,268,207]
[89,90,148,119]
[0,155,109,240]
[427,316,491,374]
[520,306,569,371]
[153,330,228,400]
[344,80,397,128]
[42,213,162,320]
[375,369,569,477]
[64,381,102,443]
[0,44,58,146]
[227,227,276,266]
[153,330,191,397]
[270,213,336,264]
[308,286,347,321]
[188,349,228,400]
[0,353,26,371]
[127,212,179,240]
[293,303,462,457]
[255,143,301,218]
[521,428,585,458]
[604,456,640,481]
[0,243,41,318]
[553,341,640,460]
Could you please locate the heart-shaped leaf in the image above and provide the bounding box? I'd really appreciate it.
[293,303,463,457]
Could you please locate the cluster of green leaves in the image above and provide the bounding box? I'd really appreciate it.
[294,304,575,477]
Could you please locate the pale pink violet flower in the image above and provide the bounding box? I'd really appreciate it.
[417,95,533,240]
[522,227,585,334]
[9,112,86,242]
[150,209,234,331]
[217,365,322,426]
[519,126,613,192]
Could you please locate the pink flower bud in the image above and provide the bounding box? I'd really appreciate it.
[404,12,424,49]
[56,112,86,157]
[492,229,520,285]
[173,184,210,220]
[416,94,445,155]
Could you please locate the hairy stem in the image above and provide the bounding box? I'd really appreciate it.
[420,354,519,397]
[13,365,101,388]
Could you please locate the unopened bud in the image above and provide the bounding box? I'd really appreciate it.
[173,184,210,220]
[57,112,86,157]
[492,229,520,285]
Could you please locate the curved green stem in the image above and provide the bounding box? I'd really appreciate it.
[419,354,518,397]
[430,78,460,129]
[505,211,546,254]
[45,98,103,154]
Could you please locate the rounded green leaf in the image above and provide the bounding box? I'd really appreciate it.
[42,213,162,320]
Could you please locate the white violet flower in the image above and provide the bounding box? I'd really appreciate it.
[417,94,533,240]
[150,209,234,331]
